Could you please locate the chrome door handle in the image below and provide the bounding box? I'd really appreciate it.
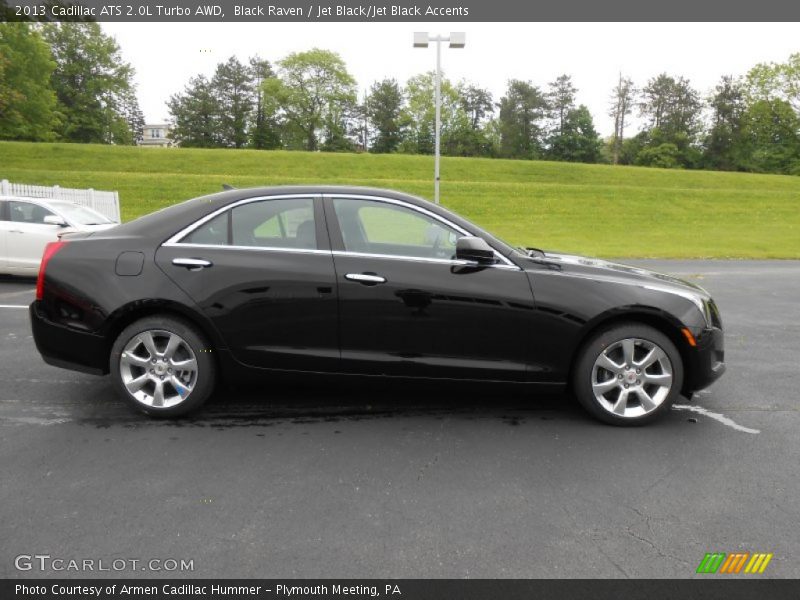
[345,273,386,284]
[172,257,212,271]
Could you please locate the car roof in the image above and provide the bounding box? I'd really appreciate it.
[112,186,434,238]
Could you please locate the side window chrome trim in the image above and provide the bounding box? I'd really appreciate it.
[327,193,517,268]
[161,242,332,256]
[162,194,319,247]
[331,250,521,270]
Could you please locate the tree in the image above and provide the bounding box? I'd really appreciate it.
[249,56,281,149]
[41,23,140,144]
[211,56,254,148]
[547,105,602,163]
[401,71,464,155]
[746,53,800,113]
[268,48,357,151]
[167,55,282,150]
[640,74,702,140]
[167,75,221,147]
[458,82,494,130]
[547,74,577,135]
[740,99,800,174]
[0,52,13,117]
[638,73,703,167]
[321,95,357,152]
[619,131,648,165]
[0,23,58,141]
[442,112,495,157]
[352,89,369,151]
[703,75,747,171]
[546,75,601,162]
[447,82,496,156]
[118,89,144,145]
[633,128,702,169]
[608,74,635,164]
[367,78,405,153]
[497,79,548,159]
[635,142,682,169]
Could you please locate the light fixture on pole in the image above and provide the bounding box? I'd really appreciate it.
[413,32,465,205]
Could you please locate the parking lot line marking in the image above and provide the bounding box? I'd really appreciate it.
[0,305,28,309]
[673,404,760,434]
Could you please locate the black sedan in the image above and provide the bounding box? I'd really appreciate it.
[29,186,725,425]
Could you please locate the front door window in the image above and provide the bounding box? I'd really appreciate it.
[332,198,458,260]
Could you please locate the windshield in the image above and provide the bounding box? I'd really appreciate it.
[51,202,114,225]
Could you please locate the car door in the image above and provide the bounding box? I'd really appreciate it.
[0,200,8,271]
[156,194,340,372]
[325,194,536,382]
[6,200,61,273]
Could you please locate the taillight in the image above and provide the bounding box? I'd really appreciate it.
[36,241,67,301]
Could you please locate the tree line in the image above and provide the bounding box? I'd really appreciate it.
[2,22,800,175]
[609,65,800,174]
[167,51,605,164]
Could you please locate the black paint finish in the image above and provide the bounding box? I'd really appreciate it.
[29,186,725,396]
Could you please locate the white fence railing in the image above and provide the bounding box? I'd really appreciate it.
[0,179,121,223]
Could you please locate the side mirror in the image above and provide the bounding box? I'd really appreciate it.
[456,236,496,264]
[44,215,68,227]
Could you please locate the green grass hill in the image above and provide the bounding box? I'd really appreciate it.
[2,141,799,258]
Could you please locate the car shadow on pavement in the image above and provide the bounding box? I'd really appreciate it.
[78,377,590,429]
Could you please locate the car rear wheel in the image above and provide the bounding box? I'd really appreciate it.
[110,316,215,417]
[573,323,683,426]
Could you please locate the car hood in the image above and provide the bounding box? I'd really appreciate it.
[525,252,711,299]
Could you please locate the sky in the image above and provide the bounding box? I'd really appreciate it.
[102,22,800,137]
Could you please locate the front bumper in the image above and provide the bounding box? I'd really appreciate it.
[683,326,725,392]
[29,302,108,375]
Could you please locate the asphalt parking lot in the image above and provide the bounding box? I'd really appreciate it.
[0,260,798,579]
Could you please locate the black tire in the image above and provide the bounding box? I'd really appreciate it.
[110,315,216,417]
[572,323,684,426]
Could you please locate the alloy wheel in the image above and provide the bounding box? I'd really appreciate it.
[591,337,673,419]
[119,329,198,408]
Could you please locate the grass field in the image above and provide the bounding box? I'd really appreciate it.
[2,141,799,258]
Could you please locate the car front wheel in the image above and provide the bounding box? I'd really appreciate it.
[573,323,684,426]
[110,316,216,417]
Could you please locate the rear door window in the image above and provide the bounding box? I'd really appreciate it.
[232,198,316,249]
[179,197,317,250]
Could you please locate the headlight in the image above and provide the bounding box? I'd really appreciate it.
[643,285,711,327]
[685,294,712,328]
[680,284,722,328]
[685,295,722,329]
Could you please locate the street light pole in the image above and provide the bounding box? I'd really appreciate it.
[434,37,441,205]
[414,32,465,205]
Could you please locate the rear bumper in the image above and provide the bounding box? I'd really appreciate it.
[29,302,108,375]
[684,326,725,392]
